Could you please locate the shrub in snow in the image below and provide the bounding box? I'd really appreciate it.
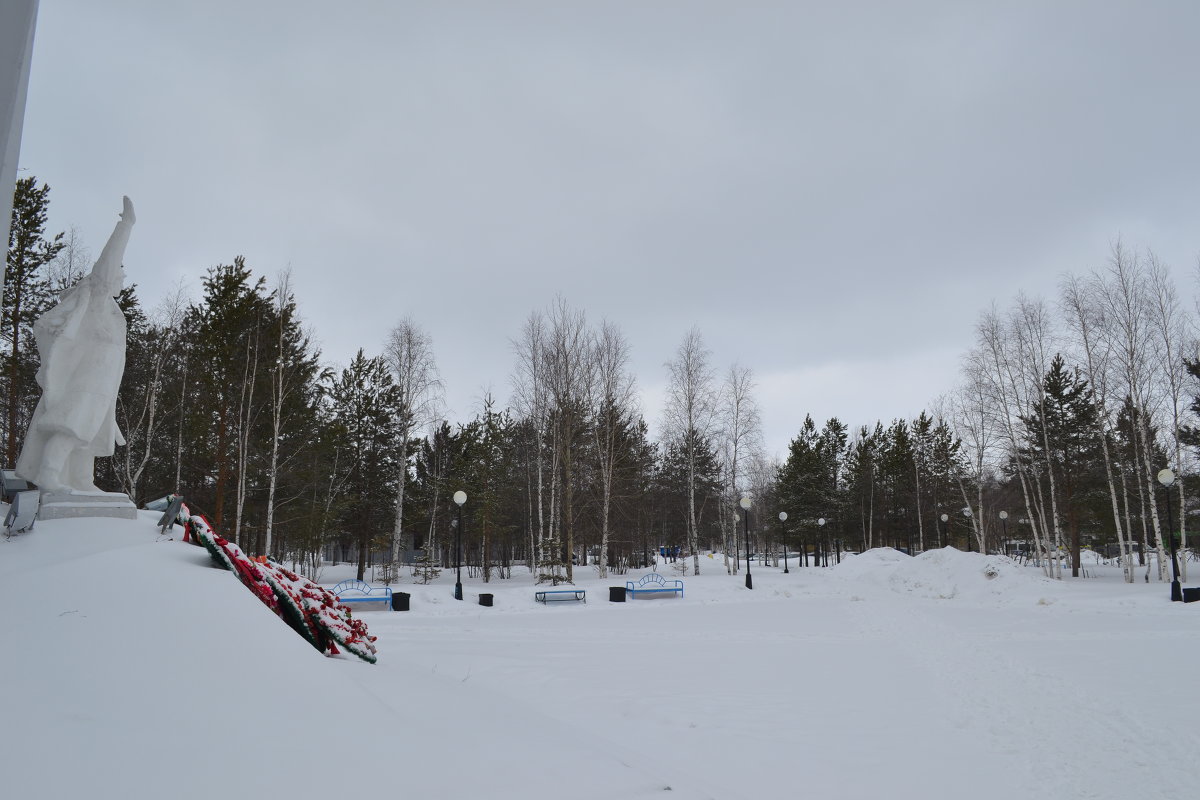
[411,547,441,585]
[172,498,377,663]
[536,533,567,585]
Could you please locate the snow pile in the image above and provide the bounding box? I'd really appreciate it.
[831,546,1058,604]
[889,548,1056,602]
[829,546,912,580]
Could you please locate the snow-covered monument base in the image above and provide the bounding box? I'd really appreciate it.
[37,489,136,521]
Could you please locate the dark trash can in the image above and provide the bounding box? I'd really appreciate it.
[392,591,410,611]
[479,593,493,607]
[609,586,627,602]
[1182,587,1200,603]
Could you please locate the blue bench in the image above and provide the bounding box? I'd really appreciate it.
[331,579,393,608]
[627,573,684,598]
[535,588,586,604]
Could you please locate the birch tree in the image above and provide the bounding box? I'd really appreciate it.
[116,283,187,504]
[1012,295,1066,573]
[1097,243,1170,581]
[663,327,717,576]
[232,320,261,548]
[261,270,322,558]
[973,306,1057,575]
[542,298,591,583]
[1146,254,1190,580]
[720,363,763,573]
[512,312,549,574]
[1061,274,1134,581]
[589,319,636,579]
[383,316,442,581]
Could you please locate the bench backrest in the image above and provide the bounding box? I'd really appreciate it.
[331,579,389,597]
[635,573,679,587]
[4,489,38,533]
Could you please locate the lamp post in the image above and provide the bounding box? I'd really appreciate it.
[1157,468,1183,602]
[452,490,467,601]
[817,517,826,567]
[779,512,789,573]
[999,510,1008,555]
[962,507,973,552]
[740,496,753,589]
[940,513,948,549]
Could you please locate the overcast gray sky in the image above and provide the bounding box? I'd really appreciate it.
[18,0,1200,458]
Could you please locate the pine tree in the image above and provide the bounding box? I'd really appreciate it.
[410,422,472,584]
[3,177,63,463]
[1020,354,1103,575]
[777,415,847,560]
[326,350,402,581]
[183,258,272,533]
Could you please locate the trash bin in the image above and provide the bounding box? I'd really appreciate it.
[1182,587,1200,603]
[479,593,493,607]
[392,592,410,611]
[609,586,626,602]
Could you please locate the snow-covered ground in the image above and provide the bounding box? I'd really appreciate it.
[2,515,1195,799]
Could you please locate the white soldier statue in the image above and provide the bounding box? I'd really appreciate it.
[16,197,135,501]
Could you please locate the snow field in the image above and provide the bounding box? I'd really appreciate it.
[1,520,1195,799]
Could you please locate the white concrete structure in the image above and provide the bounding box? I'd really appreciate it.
[17,197,137,520]
[1,0,39,283]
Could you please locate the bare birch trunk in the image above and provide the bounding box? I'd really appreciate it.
[233,330,260,548]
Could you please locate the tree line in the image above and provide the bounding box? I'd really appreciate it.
[7,178,1199,586]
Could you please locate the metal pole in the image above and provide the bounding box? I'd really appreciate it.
[781,516,789,574]
[454,503,463,601]
[744,507,753,590]
[1165,489,1182,602]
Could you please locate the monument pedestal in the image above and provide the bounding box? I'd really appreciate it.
[38,489,137,521]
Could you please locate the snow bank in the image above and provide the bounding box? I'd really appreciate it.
[890,547,1056,602]
[831,546,1058,603]
[0,514,698,799]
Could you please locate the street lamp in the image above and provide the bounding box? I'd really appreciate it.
[999,510,1008,554]
[779,512,789,573]
[453,490,467,601]
[740,496,753,589]
[940,513,949,549]
[1157,469,1183,602]
[962,507,973,552]
[817,517,826,567]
